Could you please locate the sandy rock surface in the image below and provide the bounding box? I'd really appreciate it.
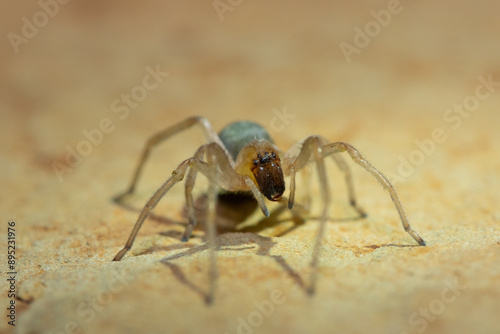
[1,1,499,334]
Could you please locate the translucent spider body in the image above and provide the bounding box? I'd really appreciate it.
[112,116,426,303]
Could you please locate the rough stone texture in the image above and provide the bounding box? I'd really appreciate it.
[1,1,499,334]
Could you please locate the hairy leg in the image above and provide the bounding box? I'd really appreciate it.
[182,146,206,242]
[114,116,230,203]
[112,143,268,261]
[322,142,426,246]
[285,136,331,294]
[330,153,367,218]
[205,146,218,304]
[113,158,192,261]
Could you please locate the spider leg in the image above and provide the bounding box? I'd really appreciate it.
[286,137,364,217]
[285,136,331,295]
[321,142,426,246]
[286,159,311,216]
[288,166,297,209]
[114,116,230,203]
[205,146,218,304]
[300,165,312,213]
[330,154,367,218]
[183,142,261,242]
[113,142,267,261]
[182,146,206,242]
[112,157,192,261]
[203,144,270,218]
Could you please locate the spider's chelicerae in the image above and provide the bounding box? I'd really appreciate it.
[112,116,426,303]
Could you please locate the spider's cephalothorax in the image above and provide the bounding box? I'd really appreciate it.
[219,121,285,201]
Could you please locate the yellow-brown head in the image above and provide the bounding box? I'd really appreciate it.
[251,151,285,201]
[235,140,285,201]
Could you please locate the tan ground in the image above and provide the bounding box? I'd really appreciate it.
[1,1,499,334]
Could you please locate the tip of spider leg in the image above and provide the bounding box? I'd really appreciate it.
[112,192,130,204]
[181,236,189,242]
[350,201,367,218]
[306,286,315,296]
[205,295,214,306]
[263,207,270,218]
[112,196,122,204]
[112,255,123,262]
[412,232,427,246]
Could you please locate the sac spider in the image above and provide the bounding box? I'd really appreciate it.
[112,116,426,303]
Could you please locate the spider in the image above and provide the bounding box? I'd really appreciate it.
[112,116,426,303]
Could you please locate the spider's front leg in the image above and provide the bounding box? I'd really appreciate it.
[113,142,270,304]
[204,145,219,304]
[284,136,331,295]
[285,138,366,218]
[112,158,192,261]
[284,136,427,294]
[329,153,367,218]
[321,142,426,246]
[182,146,206,242]
[181,146,273,244]
[112,143,246,262]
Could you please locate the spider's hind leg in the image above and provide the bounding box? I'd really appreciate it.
[114,116,226,204]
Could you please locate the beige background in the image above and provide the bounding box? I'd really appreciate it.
[1,1,499,333]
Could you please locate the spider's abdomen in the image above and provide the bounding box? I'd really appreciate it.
[218,121,274,160]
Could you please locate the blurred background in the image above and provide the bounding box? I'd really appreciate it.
[2,0,499,180]
[1,1,499,333]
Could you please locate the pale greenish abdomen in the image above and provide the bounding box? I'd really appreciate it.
[218,121,274,160]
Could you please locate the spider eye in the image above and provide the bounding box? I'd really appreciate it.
[271,152,276,158]
[257,154,262,159]
[253,159,259,165]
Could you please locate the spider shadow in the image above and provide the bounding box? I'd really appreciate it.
[365,243,422,249]
[238,203,367,237]
[156,233,307,303]
[112,195,186,228]
[117,192,311,301]
[113,192,396,303]
[112,191,365,238]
